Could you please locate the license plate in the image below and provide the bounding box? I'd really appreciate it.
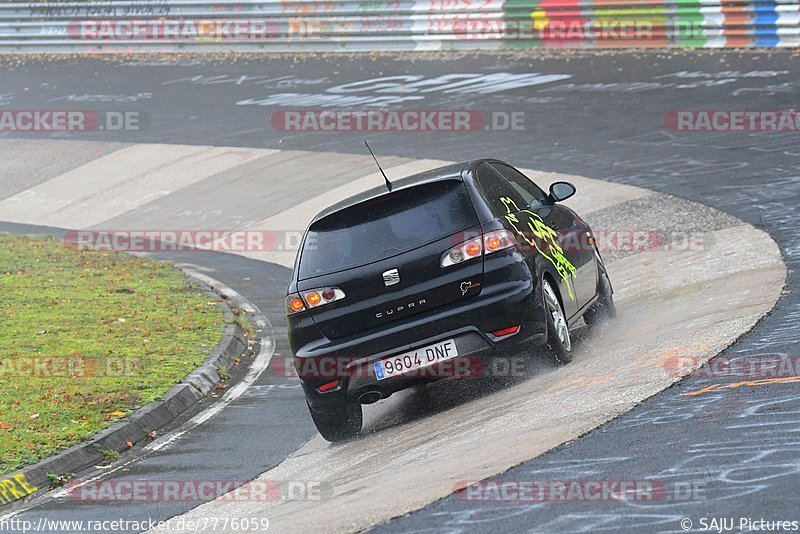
[373,339,458,381]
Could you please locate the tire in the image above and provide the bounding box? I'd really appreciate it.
[306,399,362,443]
[583,264,616,328]
[542,277,573,365]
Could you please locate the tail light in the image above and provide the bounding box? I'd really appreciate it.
[316,379,341,393]
[491,325,521,337]
[441,229,517,268]
[286,287,345,316]
[286,295,306,315]
[484,229,516,253]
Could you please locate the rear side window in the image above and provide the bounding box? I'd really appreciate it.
[475,163,526,217]
[490,163,549,210]
[299,180,478,279]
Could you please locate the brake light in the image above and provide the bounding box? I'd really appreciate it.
[441,229,517,268]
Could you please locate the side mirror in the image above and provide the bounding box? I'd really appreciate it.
[549,181,576,203]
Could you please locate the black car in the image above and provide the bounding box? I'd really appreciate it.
[286,159,615,441]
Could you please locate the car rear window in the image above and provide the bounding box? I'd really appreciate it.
[299,180,478,279]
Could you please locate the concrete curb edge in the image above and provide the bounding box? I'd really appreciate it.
[0,269,251,510]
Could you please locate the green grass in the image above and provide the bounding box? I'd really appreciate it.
[0,234,225,475]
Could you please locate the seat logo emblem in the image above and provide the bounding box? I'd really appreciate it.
[382,269,400,286]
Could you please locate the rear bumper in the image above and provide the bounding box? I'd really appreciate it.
[294,261,547,411]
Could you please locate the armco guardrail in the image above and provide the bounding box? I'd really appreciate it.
[0,1,798,53]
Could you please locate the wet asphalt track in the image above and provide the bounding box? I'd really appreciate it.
[1,50,799,532]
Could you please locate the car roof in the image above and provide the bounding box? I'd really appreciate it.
[310,159,490,225]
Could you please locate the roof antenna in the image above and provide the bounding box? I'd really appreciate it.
[364,140,392,192]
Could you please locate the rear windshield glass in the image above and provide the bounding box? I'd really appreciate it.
[299,180,478,279]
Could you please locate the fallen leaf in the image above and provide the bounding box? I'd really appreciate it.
[108,410,126,418]
[126,441,133,448]
[0,422,10,429]
[30,413,40,419]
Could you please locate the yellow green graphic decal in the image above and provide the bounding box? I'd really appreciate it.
[500,196,577,301]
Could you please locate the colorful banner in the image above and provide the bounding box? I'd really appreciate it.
[1,0,797,52]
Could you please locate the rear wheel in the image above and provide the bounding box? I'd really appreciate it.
[306,399,362,443]
[542,278,573,364]
[584,265,616,328]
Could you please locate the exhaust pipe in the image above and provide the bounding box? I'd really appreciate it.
[359,390,383,405]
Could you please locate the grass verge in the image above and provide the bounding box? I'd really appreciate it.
[0,234,225,475]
